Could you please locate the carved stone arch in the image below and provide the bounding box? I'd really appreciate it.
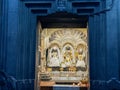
[61,43,76,65]
[48,42,60,49]
[62,42,74,49]
[76,43,88,68]
[47,43,61,67]
[76,43,88,51]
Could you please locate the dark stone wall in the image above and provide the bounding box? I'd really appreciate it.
[0,0,8,71]
[89,0,120,90]
[106,0,119,80]
[0,0,36,90]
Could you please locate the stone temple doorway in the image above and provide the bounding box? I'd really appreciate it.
[35,12,90,90]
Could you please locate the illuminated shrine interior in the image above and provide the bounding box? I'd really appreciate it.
[37,12,89,89]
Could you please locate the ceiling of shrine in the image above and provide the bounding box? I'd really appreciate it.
[20,0,101,28]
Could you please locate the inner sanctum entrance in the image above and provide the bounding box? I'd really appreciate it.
[35,13,90,90]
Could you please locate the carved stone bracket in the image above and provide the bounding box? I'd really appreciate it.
[90,78,120,89]
[56,0,67,11]
[107,78,120,90]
